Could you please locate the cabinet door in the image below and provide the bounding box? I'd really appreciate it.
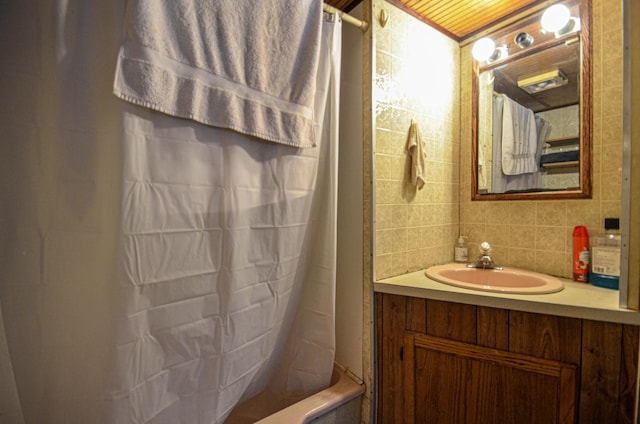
[403,333,577,424]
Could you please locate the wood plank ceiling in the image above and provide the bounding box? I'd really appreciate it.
[324,0,545,41]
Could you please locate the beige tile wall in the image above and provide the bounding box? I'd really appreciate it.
[373,0,461,280]
[458,0,623,279]
[371,0,623,280]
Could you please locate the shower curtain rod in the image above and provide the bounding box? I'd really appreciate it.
[323,3,369,31]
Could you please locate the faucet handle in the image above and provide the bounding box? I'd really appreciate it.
[479,242,492,254]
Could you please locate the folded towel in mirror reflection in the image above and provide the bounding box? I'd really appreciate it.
[500,94,538,175]
[406,119,426,190]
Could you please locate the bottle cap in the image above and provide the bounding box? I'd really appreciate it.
[573,225,588,236]
[604,218,619,230]
[458,236,465,244]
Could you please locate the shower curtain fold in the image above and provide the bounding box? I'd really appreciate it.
[0,1,341,423]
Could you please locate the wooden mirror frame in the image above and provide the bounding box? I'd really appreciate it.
[471,0,592,201]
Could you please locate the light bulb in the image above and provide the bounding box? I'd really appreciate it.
[471,38,495,62]
[541,4,571,33]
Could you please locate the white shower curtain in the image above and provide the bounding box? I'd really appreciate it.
[0,1,341,422]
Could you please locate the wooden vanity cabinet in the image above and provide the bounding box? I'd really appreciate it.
[376,293,639,424]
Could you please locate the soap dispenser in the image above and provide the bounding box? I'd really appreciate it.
[454,236,468,263]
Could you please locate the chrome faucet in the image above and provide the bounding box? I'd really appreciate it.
[467,242,503,270]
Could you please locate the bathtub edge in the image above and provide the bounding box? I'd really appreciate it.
[255,363,365,424]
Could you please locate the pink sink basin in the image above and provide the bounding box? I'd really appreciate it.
[425,263,564,294]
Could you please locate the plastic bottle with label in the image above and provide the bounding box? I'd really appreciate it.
[589,218,620,290]
[454,236,468,263]
[572,226,590,282]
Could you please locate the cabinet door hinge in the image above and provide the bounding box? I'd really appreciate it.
[400,346,404,361]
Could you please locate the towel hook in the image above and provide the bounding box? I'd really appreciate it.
[378,9,388,28]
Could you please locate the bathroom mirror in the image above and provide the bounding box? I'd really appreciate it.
[471,0,591,200]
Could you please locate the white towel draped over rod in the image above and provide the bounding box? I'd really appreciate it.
[323,3,368,31]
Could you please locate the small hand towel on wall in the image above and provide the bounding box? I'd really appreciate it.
[113,0,323,148]
[406,119,426,190]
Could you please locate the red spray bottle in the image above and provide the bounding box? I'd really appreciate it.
[573,226,590,282]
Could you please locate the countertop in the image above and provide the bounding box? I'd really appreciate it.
[374,269,640,325]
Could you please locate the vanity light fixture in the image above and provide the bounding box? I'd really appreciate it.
[517,69,569,94]
[487,46,508,63]
[514,32,534,48]
[555,16,581,37]
[541,4,581,38]
[471,37,496,62]
[541,4,571,33]
[471,37,508,63]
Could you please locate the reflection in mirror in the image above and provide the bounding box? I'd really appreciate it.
[477,42,580,194]
[472,0,591,201]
